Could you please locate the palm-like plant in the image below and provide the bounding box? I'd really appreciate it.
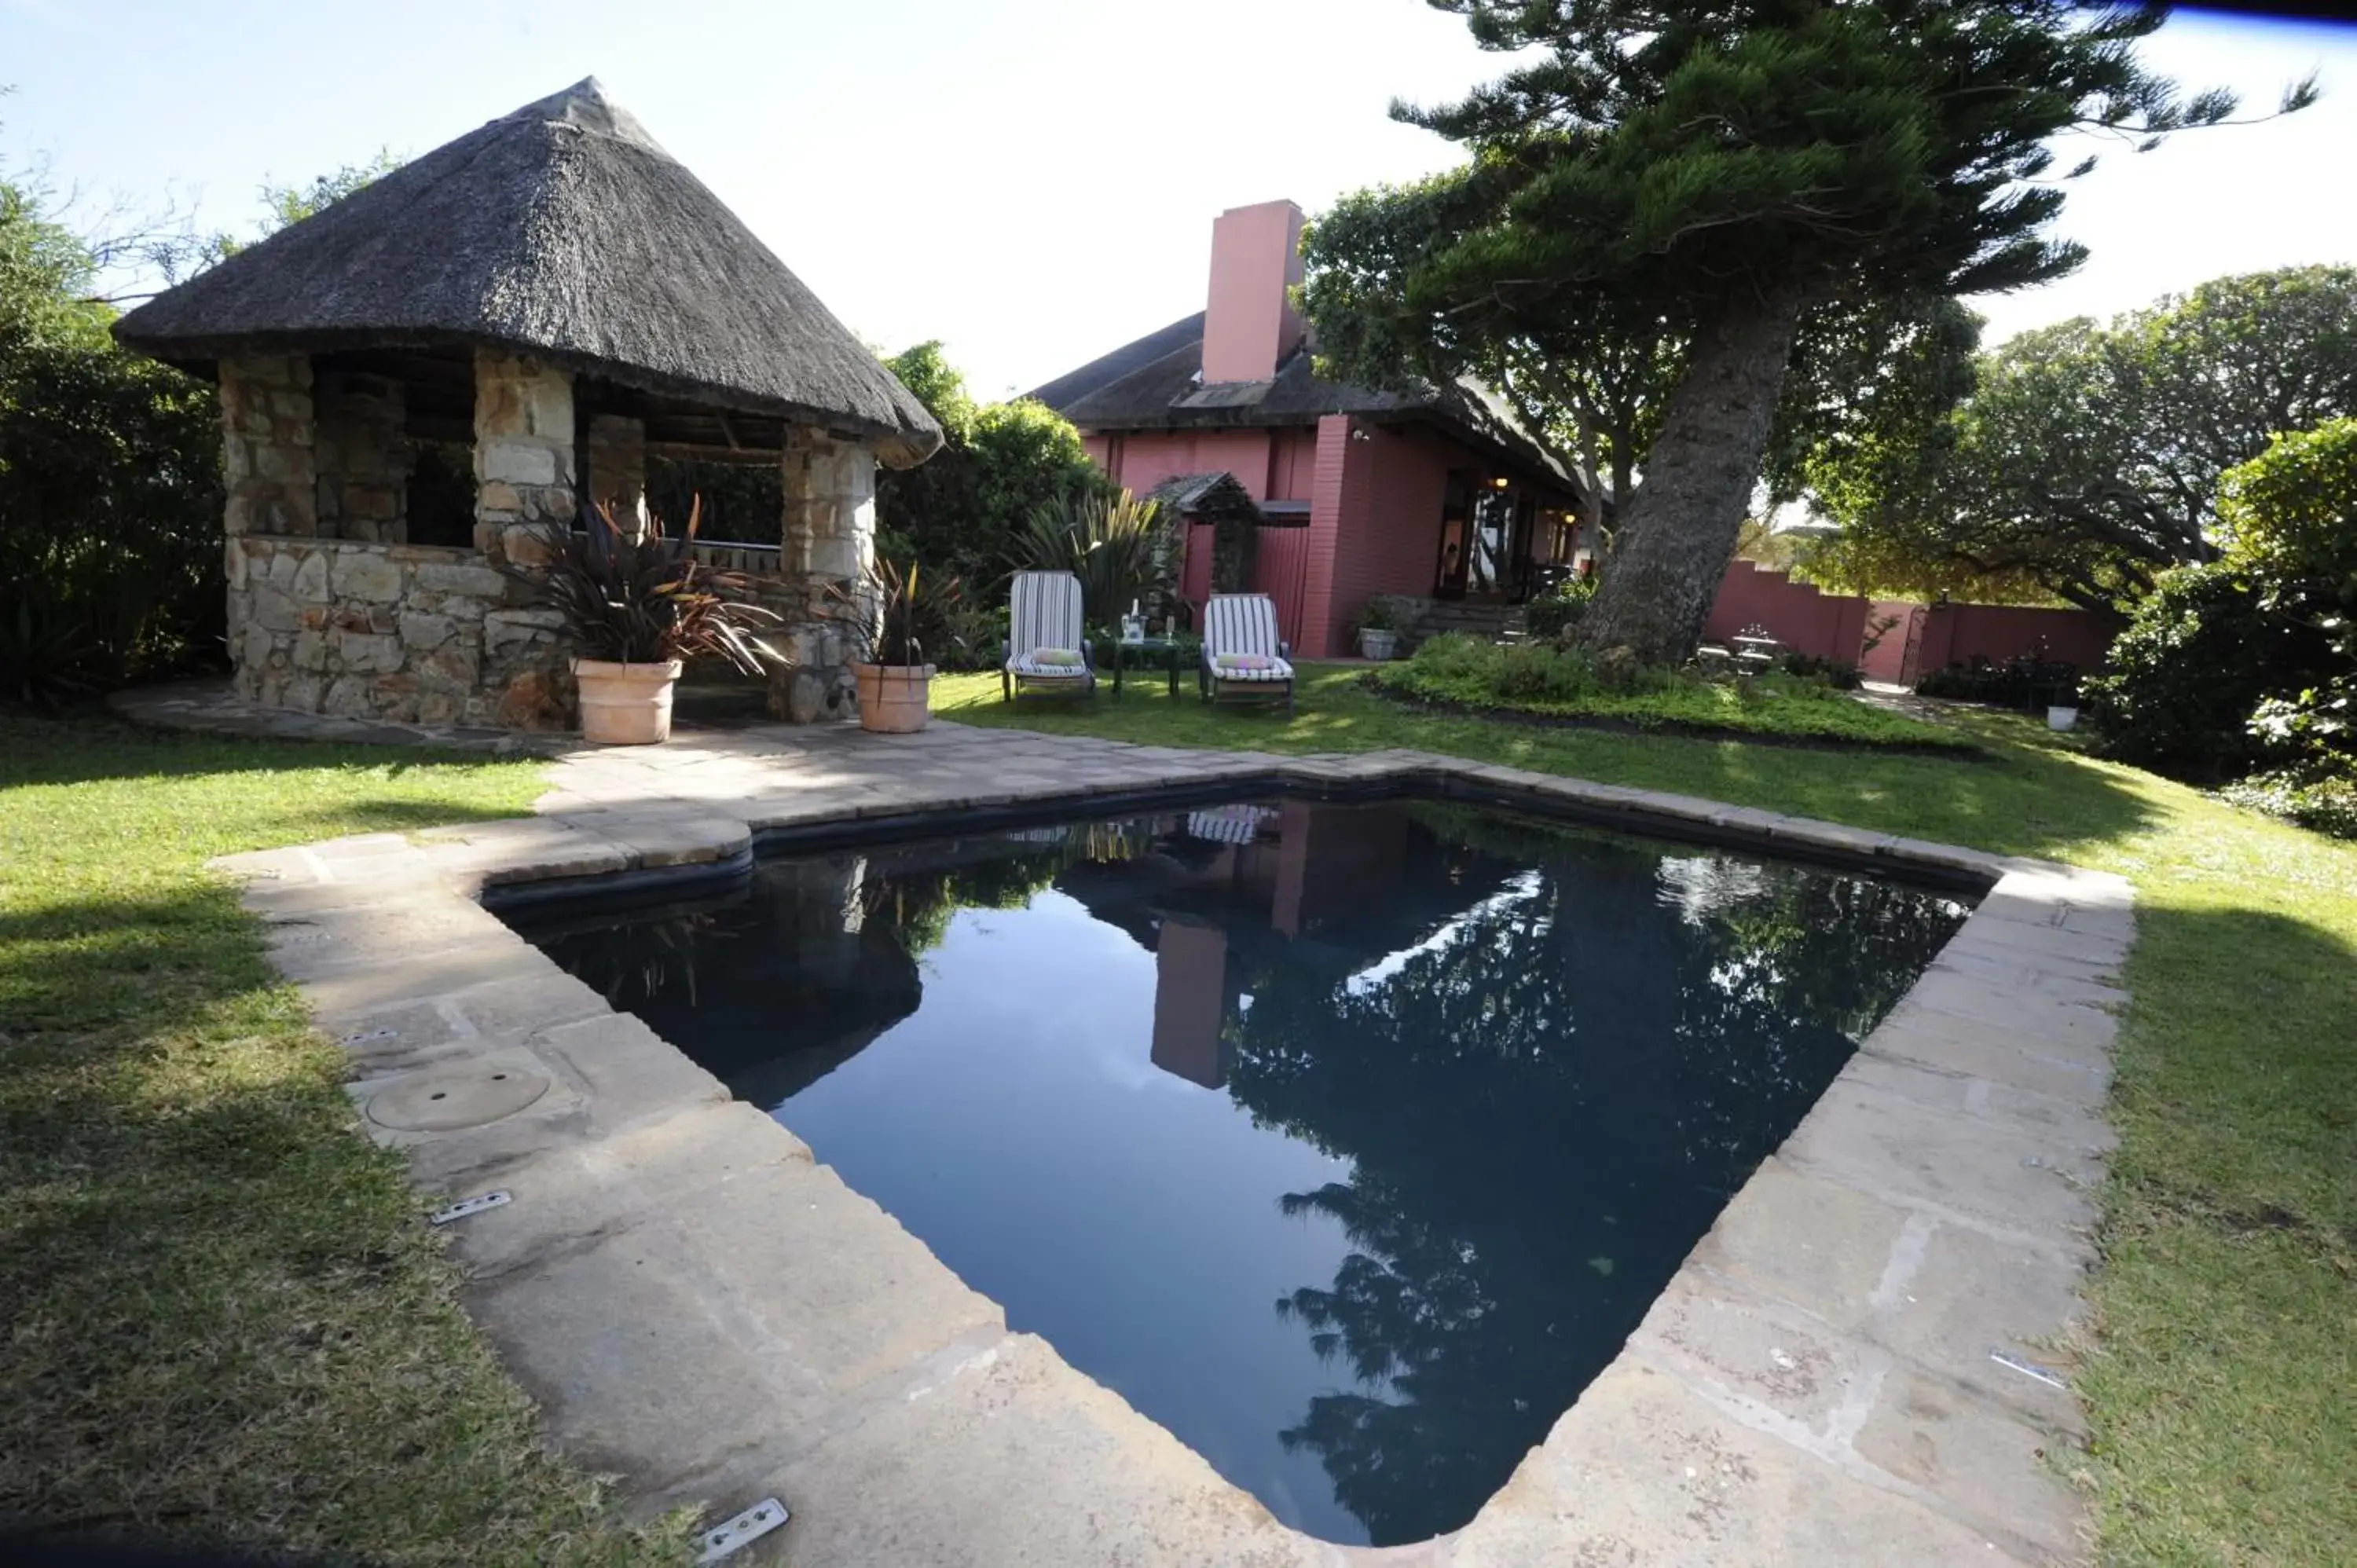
[1017,489,1175,629]
[509,499,780,672]
[850,556,966,669]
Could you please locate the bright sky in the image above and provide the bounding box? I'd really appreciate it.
[5,2,2352,396]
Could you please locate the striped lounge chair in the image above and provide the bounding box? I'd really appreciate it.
[1199,593,1294,713]
[1001,570,1096,702]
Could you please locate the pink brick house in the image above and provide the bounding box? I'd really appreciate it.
[1030,200,1587,657]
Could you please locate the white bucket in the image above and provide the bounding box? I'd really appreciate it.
[2047,705,2079,732]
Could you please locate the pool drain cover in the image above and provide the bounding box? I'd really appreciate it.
[368,1063,550,1132]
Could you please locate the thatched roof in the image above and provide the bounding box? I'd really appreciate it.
[1028,317,1582,502]
[113,79,941,467]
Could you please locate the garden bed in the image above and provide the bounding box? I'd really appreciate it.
[1367,648,1974,753]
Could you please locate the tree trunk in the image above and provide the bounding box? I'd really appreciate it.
[1575,282,1810,664]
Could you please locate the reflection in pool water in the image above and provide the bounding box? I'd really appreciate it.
[510,798,1968,1546]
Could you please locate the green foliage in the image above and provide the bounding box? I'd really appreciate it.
[2083,562,2333,781]
[201,149,403,266]
[1813,269,2357,610]
[2220,418,2357,776]
[1523,573,1598,642]
[2084,419,2357,782]
[1016,488,1177,630]
[260,149,402,231]
[2220,416,2357,602]
[2216,768,2357,841]
[881,339,978,440]
[1376,633,1962,749]
[874,343,1109,591]
[644,456,778,544]
[0,181,224,702]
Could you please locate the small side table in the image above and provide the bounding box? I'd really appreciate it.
[1111,637,1184,698]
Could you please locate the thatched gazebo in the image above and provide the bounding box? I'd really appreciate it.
[113,79,942,727]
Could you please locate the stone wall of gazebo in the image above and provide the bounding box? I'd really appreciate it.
[216,346,878,728]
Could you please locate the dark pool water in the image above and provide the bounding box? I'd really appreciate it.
[508,797,1967,1545]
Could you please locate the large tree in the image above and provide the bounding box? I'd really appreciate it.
[1810,266,2357,611]
[1306,174,1981,555]
[1307,0,2304,663]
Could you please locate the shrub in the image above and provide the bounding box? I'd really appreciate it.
[2219,418,2357,779]
[1917,658,2077,708]
[1780,651,1864,689]
[2082,562,2334,781]
[873,343,1111,590]
[1373,632,1963,747]
[1524,573,1600,642]
[2216,767,2357,840]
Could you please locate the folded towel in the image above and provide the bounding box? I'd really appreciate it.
[1214,653,1276,672]
[1029,647,1083,668]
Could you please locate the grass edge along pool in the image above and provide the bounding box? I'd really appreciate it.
[500,789,1972,1546]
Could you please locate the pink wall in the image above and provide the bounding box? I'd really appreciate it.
[1202,200,1307,384]
[1299,415,1369,658]
[1254,526,1314,650]
[1918,602,2119,677]
[1860,601,1920,684]
[1704,564,1869,664]
[1706,564,2119,680]
[1318,423,1456,655]
[1096,428,1283,501]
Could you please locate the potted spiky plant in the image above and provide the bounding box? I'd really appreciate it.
[511,499,781,745]
[846,558,962,734]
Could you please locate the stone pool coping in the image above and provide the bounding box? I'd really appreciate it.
[210,723,2132,1566]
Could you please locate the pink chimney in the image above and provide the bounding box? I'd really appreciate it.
[1201,200,1307,384]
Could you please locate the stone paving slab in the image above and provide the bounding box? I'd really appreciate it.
[191,716,2135,1566]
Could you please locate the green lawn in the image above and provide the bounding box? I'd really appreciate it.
[4,677,2351,1566]
[940,665,2357,1566]
[0,716,695,1565]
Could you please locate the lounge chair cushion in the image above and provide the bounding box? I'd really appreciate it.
[1211,652,1292,682]
[1007,647,1091,679]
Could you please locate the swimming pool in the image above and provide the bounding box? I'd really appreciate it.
[506,794,1969,1545]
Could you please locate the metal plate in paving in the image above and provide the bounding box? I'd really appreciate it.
[366,1064,551,1131]
[428,1189,512,1225]
[697,1498,788,1562]
[1989,1347,2069,1390]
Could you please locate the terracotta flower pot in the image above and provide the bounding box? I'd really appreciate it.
[573,658,683,745]
[853,661,934,734]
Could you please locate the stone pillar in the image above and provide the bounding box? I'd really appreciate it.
[585,414,648,534]
[219,354,317,538]
[313,371,409,544]
[768,427,878,724]
[471,348,576,566]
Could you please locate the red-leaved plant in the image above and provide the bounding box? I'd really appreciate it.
[508,499,781,672]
